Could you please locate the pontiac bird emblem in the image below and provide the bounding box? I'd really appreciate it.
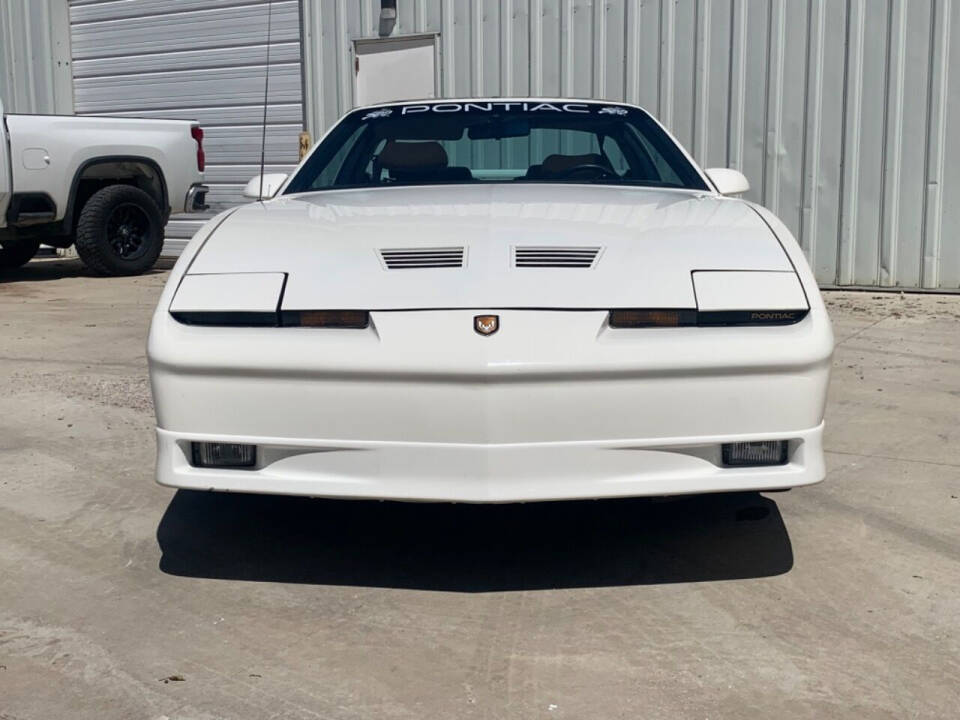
[474,315,499,336]
[362,108,393,120]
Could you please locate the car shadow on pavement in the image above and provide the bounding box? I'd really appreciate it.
[157,490,793,591]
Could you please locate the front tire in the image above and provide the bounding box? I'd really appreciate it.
[0,235,41,271]
[74,185,164,276]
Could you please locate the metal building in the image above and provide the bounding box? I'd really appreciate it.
[1,0,958,290]
[0,0,72,114]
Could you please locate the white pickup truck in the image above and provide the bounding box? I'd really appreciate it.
[0,96,208,275]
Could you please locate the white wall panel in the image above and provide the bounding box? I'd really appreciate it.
[89,102,303,126]
[72,42,302,78]
[68,0,304,250]
[74,64,302,112]
[70,1,300,57]
[302,0,960,290]
[69,0,277,22]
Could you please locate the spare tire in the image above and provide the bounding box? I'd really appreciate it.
[0,235,41,271]
[74,185,164,276]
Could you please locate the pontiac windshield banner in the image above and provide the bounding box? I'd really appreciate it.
[362,102,631,120]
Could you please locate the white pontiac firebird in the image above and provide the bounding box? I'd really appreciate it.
[148,99,834,502]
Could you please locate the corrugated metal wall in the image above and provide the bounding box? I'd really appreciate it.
[302,0,960,290]
[68,0,304,250]
[0,0,73,114]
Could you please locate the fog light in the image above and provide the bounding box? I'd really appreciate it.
[722,441,788,467]
[191,442,256,468]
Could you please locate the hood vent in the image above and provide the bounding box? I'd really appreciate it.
[514,246,601,268]
[379,247,465,269]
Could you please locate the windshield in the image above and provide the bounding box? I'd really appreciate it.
[284,101,709,193]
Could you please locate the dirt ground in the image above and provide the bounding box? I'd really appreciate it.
[1,257,958,719]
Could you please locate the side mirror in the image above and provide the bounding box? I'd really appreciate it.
[243,173,289,200]
[704,168,750,196]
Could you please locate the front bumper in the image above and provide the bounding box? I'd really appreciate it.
[156,424,824,502]
[149,309,833,501]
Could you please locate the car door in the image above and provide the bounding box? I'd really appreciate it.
[0,99,11,228]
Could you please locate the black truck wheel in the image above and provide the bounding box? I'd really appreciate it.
[74,185,164,276]
[0,235,41,271]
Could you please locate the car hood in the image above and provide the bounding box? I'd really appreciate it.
[187,184,795,310]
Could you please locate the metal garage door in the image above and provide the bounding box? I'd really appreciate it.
[68,0,304,254]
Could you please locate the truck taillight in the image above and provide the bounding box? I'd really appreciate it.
[191,125,205,171]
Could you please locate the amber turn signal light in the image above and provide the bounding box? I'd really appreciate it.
[281,310,370,328]
[608,309,696,327]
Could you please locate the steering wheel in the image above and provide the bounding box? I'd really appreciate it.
[555,163,617,180]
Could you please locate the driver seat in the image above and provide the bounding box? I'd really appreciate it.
[374,140,474,183]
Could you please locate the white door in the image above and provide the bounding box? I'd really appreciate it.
[354,35,436,107]
[0,100,10,228]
